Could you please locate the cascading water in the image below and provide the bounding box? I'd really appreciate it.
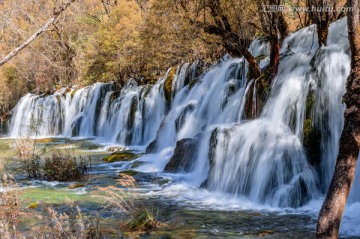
[8,18,360,209]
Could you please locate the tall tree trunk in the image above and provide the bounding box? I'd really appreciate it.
[0,0,75,67]
[316,0,360,238]
[307,0,337,46]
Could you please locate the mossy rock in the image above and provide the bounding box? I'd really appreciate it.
[103,151,138,163]
[157,179,170,186]
[79,141,101,150]
[120,170,138,176]
[303,119,321,166]
[68,183,85,189]
[163,67,177,104]
[36,138,56,144]
[70,89,77,99]
[131,161,144,169]
[28,202,38,209]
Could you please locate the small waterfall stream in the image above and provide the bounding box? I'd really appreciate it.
[8,18,360,209]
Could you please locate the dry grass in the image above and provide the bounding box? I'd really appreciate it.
[0,168,24,239]
[30,201,105,239]
[14,137,34,159]
[97,173,158,232]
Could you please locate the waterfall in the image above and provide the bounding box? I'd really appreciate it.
[9,17,360,207]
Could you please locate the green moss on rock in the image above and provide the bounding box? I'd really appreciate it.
[131,161,144,169]
[68,183,85,189]
[70,89,77,99]
[163,67,177,104]
[302,93,321,167]
[103,151,138,163]
[120,170,138,176]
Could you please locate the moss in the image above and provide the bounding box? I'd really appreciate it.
[62,87,72,97]
[306,94,314,118]
[55,95,62,104]
[157,179,170,186]
[131,161,144,169]
[79,141,101,150]
[68,183,85,189]
[256,73,271,102]
[303,119,321,167]
[103,151,138,163]
[120,170,138,176]
[28,202,38,209]
[70,89,77,99]
[36,138,56,144]
[163,67,177,104]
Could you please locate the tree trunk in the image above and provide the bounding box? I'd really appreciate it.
[307,0,337,47]
[316,0,360,238]
[0,0,75,67]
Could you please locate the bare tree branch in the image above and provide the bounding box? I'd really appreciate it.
[0,0,75,67]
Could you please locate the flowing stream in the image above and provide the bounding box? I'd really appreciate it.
[7,18,360,237]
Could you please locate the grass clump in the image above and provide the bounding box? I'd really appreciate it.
[97,173,158,232]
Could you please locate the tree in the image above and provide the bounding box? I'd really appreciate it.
[306,0,343,47]
[316,0,360,238]
[0,0,76,67]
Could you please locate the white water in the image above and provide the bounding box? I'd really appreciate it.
[8,17,360,234]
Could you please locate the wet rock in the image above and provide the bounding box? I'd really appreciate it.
[131,161,145,169]
[175,104,195,132]
[71,116,83,137]
[201,128,219,188]
[68,183,85,189]
[107,146,127,152]
[164,137,199,173]
[79,141,101,150]
[164,67,177,104]
[120,170,138,176]
[146,138,158,153]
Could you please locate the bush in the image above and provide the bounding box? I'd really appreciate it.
[43,153,90,182]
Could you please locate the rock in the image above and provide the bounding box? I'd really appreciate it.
[145,139,157,153]
[131,161,144,169]
[120,170,138,176]
[71,115,83,137]
[68,183,85,189]
[103,151,138,163]
[79,141,100,150]
[163,67,177,104]
[164,137,200,173]
[107,146,127,152]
